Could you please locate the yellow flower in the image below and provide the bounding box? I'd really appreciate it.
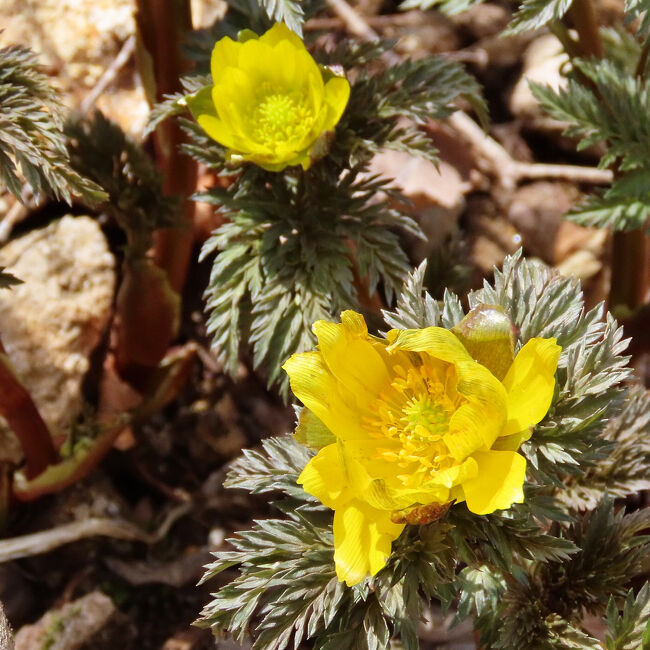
[187,23,350,172]
[282,310,561,586]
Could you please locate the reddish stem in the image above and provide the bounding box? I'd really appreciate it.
[135,0,198,294]
[0,342,57,479]
[567,0,649,313]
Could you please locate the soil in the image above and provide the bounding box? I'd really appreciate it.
[0,0,647,648]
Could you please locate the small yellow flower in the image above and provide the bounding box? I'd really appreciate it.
[283,310,561,586]
[188,23,350,172]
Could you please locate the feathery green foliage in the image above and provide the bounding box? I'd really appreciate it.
[258,0,304,35]
[65,110,181,257]
[148,38,485,394]
[604,583,650,650]
[531,60,650,172]
[0,44,105,204]
[559,385,650,510]
[506,0,574,35]
[474,500,650,649]
[199,252,639,649]
[530,54,650,230]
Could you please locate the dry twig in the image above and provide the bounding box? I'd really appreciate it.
[80,35,136,115]
[324,0,613,190]
[0,502,192,563]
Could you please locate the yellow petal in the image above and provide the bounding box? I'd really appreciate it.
[210,36,241,86]
[333,500,404,586]
[387,326,474,364]
[297,443,348,508]
[312,312,390,407]
[282,351,367,440]
[444,360,508,460]
[461,450,526,515]
[491,430,531,452]
[322,76,351,130]
[433,456,478,488]
[501,338,561,436]
[212,67,255,116]
[258,22,305,50]
[197,115,243,151]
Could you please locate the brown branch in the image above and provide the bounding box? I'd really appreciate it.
[567,0,604,59]
[0,502,192,563]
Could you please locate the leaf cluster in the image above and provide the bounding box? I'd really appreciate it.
[0,44,105,204]
[559,385,650,510]
[65,110,181,257]
[530,54,650,231]
[604,583,650,650]
[506,0,574,35]
[200,252,640,649]
[152,42,484,394]
[474,500,650,649]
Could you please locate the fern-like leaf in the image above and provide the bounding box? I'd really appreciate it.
[0,44,105,204]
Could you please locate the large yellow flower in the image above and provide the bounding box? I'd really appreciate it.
[283,310,561,586]
[187,23,350,172]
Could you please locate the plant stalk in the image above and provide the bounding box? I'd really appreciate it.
[135,0,197,295]
[568,0,649,313]
[0,341,57,479]
[567,0,604,58]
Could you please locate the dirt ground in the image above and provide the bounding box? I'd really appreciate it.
[0,0,647,648]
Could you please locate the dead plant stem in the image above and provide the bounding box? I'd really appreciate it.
[325,0,612,190]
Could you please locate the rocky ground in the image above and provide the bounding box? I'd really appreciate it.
[0,0,645,648]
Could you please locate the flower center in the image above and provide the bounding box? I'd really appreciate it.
[402,394,450,440]
[364,359,462,480]
[250,86,313,146]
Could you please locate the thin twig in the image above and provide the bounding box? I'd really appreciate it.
[0,185,34,244]
[0,502,192,563]
[326,0,381,42]
[325,0,612,190]
[80,35,136,116]
[448,111,612,189]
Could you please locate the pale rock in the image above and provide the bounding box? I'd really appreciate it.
[15,591,117,650]
[368,149,467,260]
[509,34,569,125]
[0,601,14,650]
[0,0,149,135]
[0,0,134,90]
[0,216,115,463]
[507,181,581,263]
